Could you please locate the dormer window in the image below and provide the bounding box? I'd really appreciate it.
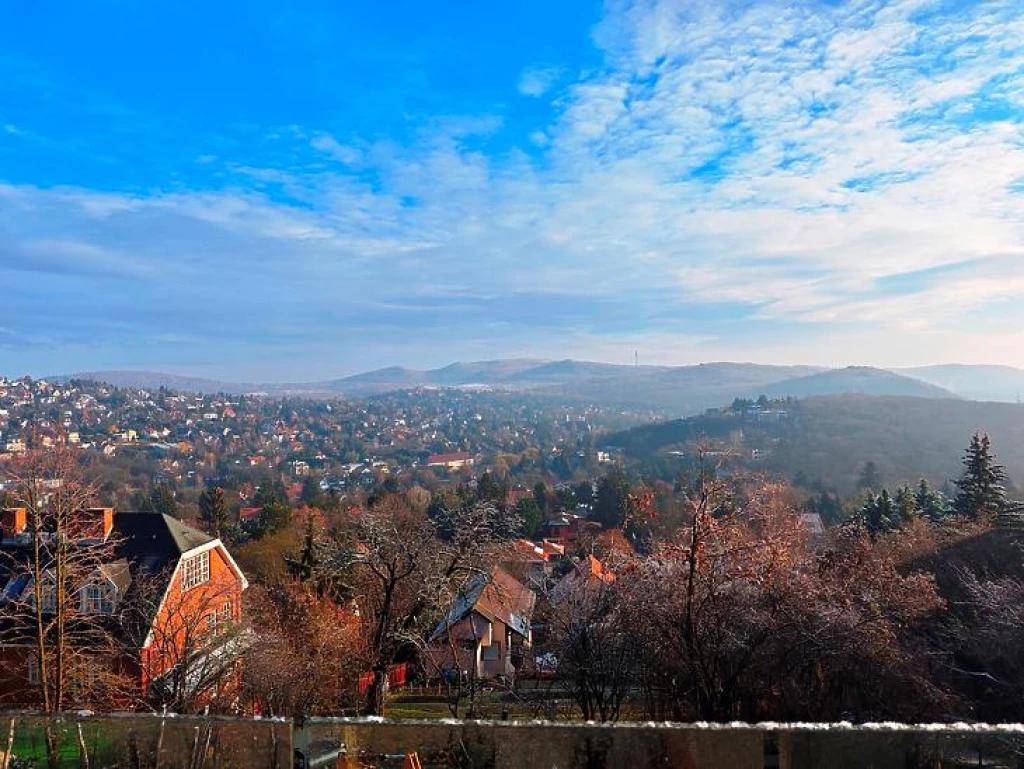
[181,551,210,591]
[81,583,114,613]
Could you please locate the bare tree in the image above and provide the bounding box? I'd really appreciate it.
[243,581,366,716]
[125,566,246,713]
[336,494,519,715]
[951,565,1024,720]
[0,447,134,768]
[627,459,812,720]
[542,561,637,722]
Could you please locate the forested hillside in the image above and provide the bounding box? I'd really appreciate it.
[610,395,1024,494]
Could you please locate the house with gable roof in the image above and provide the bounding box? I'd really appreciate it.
[0,507,248,711]
[425,566,535,682]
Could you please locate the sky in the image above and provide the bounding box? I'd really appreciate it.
[1,0,1024,381]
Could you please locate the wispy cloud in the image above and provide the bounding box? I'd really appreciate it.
[310,132,363,165]
[517,65,561,97]
[2,0,1024,377]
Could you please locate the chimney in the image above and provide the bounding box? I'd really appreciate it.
[1,507,27,539]
[71,507,114,541]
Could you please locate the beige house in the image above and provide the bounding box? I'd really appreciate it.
[426,567,535,682]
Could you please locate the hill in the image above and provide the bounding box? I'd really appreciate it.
[533,362,826,412]
[609,394,1024,494]
[897,364,1024,402]
[757,366,956,399]
[48,361,958,412]
[50,370,259,394]
[323,359,549,393]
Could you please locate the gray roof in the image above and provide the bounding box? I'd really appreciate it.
[430,567,535,642]
[98,557,132,594]
[113,512,214,573]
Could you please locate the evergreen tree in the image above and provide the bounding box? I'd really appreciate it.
[954,432,1007,518]
[858,490,897,537]
[533,482,550,513]
[593,470,630,529]
[915,478,950,523]
[299,475,324,507]
[142,484,178,518]
[252,480,287,509]
[807,491,844,526]
[857,461,882,491]
[894,485,918,523]
[198,486,230,538]
[477,471,508,506]
[517,497,544,540]
[256,501,292,537]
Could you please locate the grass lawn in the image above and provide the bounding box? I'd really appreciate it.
[8,721,117,767]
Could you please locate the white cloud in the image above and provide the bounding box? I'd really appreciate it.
[517,65,560,97]
[310,132,363,165]
[5,0,1024,373]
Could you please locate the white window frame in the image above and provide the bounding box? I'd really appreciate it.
[81,583,113,614]
[27,656,39,684]
[181,551,210,591]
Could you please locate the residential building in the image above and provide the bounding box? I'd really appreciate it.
[426,452,475,470]
[425,567,535,682]
[0,507,248,711]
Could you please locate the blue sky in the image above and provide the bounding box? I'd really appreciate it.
[2,0,1023,380]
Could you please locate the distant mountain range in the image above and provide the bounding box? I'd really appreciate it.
[49,359,1012,414]
[896,365,1024,403]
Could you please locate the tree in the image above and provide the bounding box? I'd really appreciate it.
[857,461,882,491]
[142,484,178,518]
[951,568,1024,721]
[297,513,319,584]
[857,490,898,538]
[244,582,366,716]
[915,478,950,523]
[894,486,918,524]
[630,471,808,720]
[954,432,1007,518]
[517,497,544,540]
[627,470,949,722]
[543,560,636,722]
[252,481,287,510]
[299,475,325,507]
[533,482,550,514]
[593,471,630,529]
[0,448,134,767]
[198,487,230,538]
[477,471,508,506]
[253,501,292,538]
[338,494,517,715]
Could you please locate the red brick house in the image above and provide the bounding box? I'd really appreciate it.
[0,507,248,712]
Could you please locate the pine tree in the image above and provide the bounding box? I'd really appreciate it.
[914,478,949,523]
[858,489,897,537]
[954,432,1007,518]
[142,484,178,518]
[894,485,918,523]
[198,486,229,538]
[857,461,882,491]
